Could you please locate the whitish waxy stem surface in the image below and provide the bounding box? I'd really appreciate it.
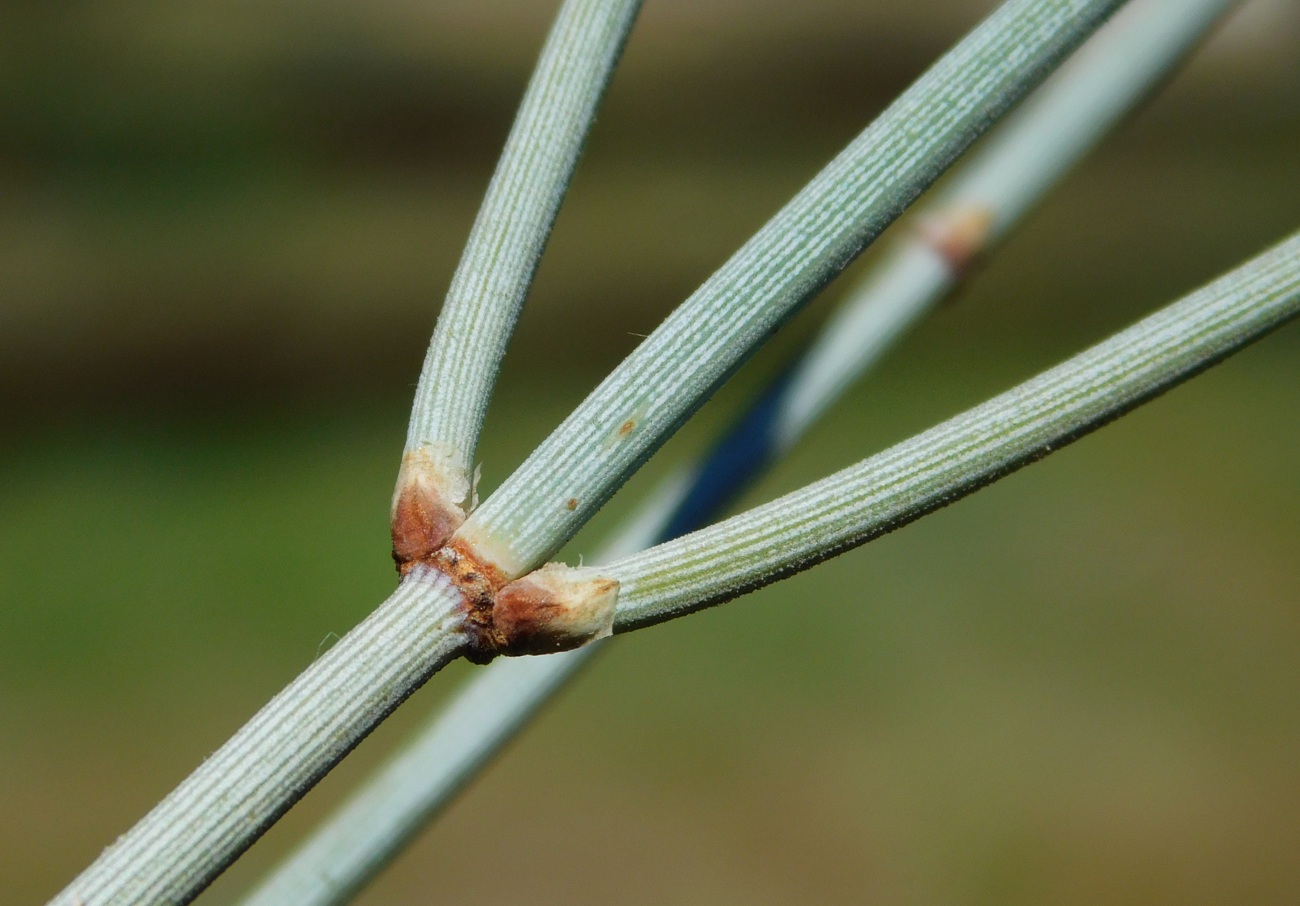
[606,233,1300,630]
[398,0,642,555]
[50,570,470,906]
[240,511,662,906]
[917,0,1233,251]
[454,0,1129,580]
[239,654,590,906]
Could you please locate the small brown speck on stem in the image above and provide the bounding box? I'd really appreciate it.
[565,497,579,511]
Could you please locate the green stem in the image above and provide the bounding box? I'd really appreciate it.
[403,0,642,489]
[49,572,469,906]
[608,232,1300,630]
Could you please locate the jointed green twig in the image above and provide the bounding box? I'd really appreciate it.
[239,3,1237,901]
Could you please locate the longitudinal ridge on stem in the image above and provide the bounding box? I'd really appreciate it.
[394,0,643,570]
[779,0,1237,445]
[49,6,648,901]
[49,571,472,906]
[606,231,1300,630]
[452,0,1130,582]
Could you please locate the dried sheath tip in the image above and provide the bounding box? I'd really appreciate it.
[391,444,471,574]
[491,563,619,657]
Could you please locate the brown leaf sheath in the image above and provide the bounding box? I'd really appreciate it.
[492,564,618,657]
[392,482,466,574]
[391,447,470,574]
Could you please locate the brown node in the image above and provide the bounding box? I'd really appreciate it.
[391,447,469,575]
[419,536,618,663]
[492,565,618,657]
[917,203,995,278]
[565,497,579,511]
[617,418,637,437]
[426,537,509,663]
[391,481,464,575]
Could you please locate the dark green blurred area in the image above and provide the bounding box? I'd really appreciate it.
[3,1,1299,903]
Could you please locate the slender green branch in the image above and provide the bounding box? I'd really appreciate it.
[608,233,1300,631]
[395,0,642,566]
[455,0,1129,580]
[48,6,645,901]
[48,571,470,906]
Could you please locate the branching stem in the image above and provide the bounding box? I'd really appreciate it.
[455,0,1129,580]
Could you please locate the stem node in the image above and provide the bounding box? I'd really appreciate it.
[392,444,471,574]
[493,563,618,657]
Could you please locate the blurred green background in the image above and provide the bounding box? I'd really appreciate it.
[3,1,1299,902]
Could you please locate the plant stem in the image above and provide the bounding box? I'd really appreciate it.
[49,570,470,906]
[608,232,1300,631]
[454,0,1129,580]
[239,653,585,906]
[241,477,691,906]
[397,0,642,554]
[237,4,1238,899]
[237,473,681,906]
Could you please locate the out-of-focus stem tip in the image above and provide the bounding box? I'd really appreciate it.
[917,202,995,277]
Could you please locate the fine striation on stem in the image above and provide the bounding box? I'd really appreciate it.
[777,0,1237,447]
[607,232,1300,631]
[453,0,1130,581]
[49,571,471,906]
[238,655,588,906]
[395,0,643,567]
